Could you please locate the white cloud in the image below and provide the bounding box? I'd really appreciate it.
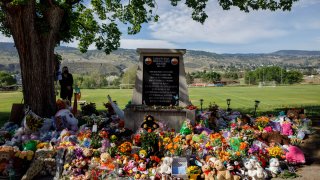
[294,0,320,8]
[120,39,176,49]
[62,38,177,50]
[149,1,289,45]
[0,34,13,42]
[315,37,320,43]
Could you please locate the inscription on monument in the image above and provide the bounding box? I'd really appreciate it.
[143,56,179,106]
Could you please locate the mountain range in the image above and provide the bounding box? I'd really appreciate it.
[0,42,319,75]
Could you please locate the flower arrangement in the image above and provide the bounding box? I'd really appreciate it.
[187,166,201,175]
[210,133,226,147]
[217,150,230,162]
[25,114,44,131]
[267,146,284,159]
[255,116,270,129]
[141,131,159,154]
[118,142,132,155]
[228,149,245,161]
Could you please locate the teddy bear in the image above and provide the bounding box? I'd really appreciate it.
[243,158,259,180]
[266,158,281,178]
[141,115,159,132]
[100,152,115,170]
[214,159,240,180]
[201,164,215,180]
[158,157,173,180]
[255,163,268,180]
[260,131,290,146]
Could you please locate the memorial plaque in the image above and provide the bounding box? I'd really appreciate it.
[142,56,179,106]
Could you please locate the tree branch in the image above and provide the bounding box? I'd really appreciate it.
[65,0,81,6]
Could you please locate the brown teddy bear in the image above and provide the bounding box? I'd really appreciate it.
[260,131,290,145]
[214,160,240,180]
[201,164,215,180]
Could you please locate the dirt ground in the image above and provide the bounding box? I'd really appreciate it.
[274,126,320,180]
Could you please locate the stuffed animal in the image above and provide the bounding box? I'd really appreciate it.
[266,158,281,178]
[201,164,215,180]
[243,159,258,180]
[137,160,148,173]
[158,157,173,180]
[285,145,305,164]
[260,131,290,145]
[141,115,159,132]
[255,164,268,180]
[214,159,240,180]
[100,152,115,170]
[54,109,79,132]
[281,121,293,136]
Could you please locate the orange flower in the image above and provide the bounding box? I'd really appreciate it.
[239,142,248,150]
[166,143,174,150]
[236,151,241,156]
[173,136,181,143]
[210,133,221,140]
[173,144,178,149]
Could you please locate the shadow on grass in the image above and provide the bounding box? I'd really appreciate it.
[231,105,320,124]
[0,112,10,126]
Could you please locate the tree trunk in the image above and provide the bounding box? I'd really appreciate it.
[4,1,64,117]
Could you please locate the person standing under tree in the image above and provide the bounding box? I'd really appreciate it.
[59,66,73,102]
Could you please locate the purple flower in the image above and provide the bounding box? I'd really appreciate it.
[74,148,83,158]
[248,144,260,154]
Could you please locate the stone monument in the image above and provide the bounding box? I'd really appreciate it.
[124,49,195,131]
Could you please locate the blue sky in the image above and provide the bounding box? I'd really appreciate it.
[1,0,320,53]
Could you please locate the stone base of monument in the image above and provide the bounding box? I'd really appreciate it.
[124,106,196,132]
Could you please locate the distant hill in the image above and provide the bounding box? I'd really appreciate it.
[0,42,319,74]
[272,50,320,56]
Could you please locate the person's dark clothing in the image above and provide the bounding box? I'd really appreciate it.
[59,73,73,101]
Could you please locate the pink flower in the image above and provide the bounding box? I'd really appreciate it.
[263,126,272,132]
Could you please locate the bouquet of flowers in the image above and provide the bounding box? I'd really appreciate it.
[187,166,201,175]
[267,146,284,159]
[118,142,132,155]
[210,133,226,147]
[255,116,270,129]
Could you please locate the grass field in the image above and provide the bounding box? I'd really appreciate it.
[1,85,320,125]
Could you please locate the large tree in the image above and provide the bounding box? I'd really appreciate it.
[0,0,298,117]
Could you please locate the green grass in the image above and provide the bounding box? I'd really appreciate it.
[1,85,320,125]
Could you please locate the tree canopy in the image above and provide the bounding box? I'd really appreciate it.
[0,71,16,86]
[1,0,298,54]
[245,66,303,85]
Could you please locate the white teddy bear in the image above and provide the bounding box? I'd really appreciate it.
[158,157,173,180]
[267,158,281,177]
[243,158,268,180]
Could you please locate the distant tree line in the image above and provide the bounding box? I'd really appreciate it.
[186,70,241,85]
[72,66,137,89]
[0,71,16,86]
[244,66,303,85]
